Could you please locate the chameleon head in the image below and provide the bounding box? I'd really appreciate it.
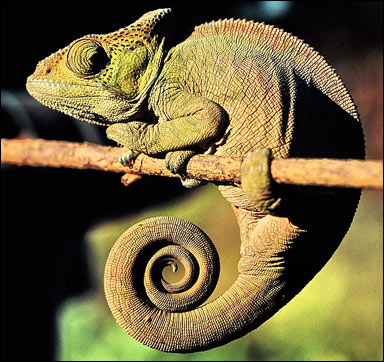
[26,8,173,125]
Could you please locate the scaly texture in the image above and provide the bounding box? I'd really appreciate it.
[26,8,365,353]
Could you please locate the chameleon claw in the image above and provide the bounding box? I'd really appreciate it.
[180,177,206,189]
[165,150,206,188]
[165,157,179,175]
[118,148,140,165]
[165,150,196,175]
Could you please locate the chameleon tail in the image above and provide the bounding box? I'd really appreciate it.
[104,214,296,353]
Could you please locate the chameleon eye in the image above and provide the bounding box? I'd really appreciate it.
[66,39,110,77]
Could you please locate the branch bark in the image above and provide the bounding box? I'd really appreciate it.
[1,138,382,190]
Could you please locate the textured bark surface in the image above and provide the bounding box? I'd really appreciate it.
[1,138,241,183]
[1,138,381,189]
[271,158,382,189]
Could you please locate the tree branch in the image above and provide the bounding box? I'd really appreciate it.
[1,138,382,190]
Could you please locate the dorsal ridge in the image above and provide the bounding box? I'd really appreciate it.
[190,19,359,120]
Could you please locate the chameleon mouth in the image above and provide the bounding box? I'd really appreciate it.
[26,78,110,125]
[46,101,109,126]
[26,77,133,126]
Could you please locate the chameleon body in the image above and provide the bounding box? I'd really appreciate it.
[26,9,365,353]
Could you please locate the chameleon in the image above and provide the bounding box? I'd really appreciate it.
[26,8,365,353]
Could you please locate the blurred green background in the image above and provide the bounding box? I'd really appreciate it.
[2,1,382,361]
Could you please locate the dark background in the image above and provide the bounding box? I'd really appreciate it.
[1,1,382,361]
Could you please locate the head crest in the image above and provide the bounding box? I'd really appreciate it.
[105,8,173,45]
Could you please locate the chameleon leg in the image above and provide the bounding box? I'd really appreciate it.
[106,122,147,165]
[165,150,207,189]
[165,150,196,174]
[241,148,282,214]
[106,99,225,187]
[106,102,225,154]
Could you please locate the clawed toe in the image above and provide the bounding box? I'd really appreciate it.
[165,150,196,175]
[165,150,206,188]
[180,177,206,189]
[119,148,140,165]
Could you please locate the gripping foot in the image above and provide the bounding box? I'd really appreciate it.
[241,149,281,214]
[165,150,206,189]
[118,147,140,165]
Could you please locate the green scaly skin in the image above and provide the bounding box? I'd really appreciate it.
[26,8,365,353]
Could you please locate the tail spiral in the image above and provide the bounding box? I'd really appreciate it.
[104,216,220,350]
[103,211,324,352]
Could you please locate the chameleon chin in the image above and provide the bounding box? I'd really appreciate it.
[26,8,365,353]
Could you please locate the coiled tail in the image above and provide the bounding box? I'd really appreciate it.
[104,213,298,353]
